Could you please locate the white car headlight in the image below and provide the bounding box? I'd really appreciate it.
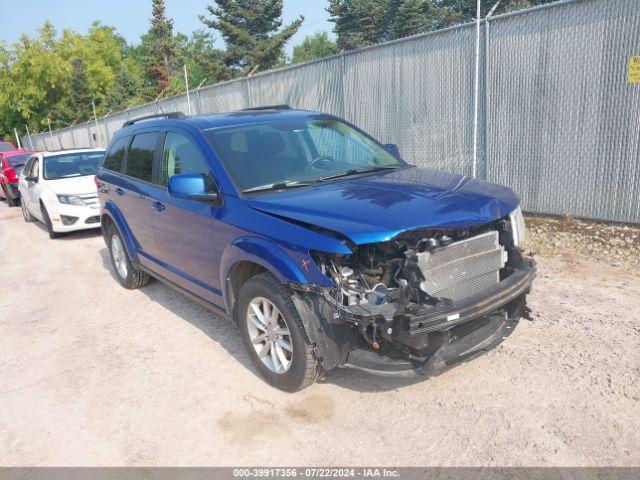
[509,206,527,247]
[57,195,85,206]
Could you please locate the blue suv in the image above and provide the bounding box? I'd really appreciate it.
[97,106,535,391]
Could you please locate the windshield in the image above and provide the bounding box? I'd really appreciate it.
[6,153,30,167]
[0,143,14,152]
[44,152,105,180]
[204,117,403,192]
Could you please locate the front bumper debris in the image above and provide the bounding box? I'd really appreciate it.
[343,314,519,377]
[291,258,536,376]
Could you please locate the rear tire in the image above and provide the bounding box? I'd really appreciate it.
[106,224,150,289]
[21,197,34,222]
[5,188,18,207]
[236,272,322,392]
[40,203,60,239]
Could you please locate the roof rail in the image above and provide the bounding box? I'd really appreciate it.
[122,112,187,128]
[241,104,291,111]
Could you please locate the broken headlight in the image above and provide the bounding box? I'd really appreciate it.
[509,206,527,247]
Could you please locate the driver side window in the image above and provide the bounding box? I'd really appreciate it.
[159,132,214,189]
[32,158,40,179]
[22,157,34,177]
[24,157,39,179]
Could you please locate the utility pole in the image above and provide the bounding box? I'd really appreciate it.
[91,100,100,147]
[472,0,482,179]
[184,64,192,116]
[14,128,22,149]
[25,125,34,150]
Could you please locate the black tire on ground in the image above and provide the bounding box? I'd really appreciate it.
[106,223,150,290]
[40,203,60,239]
[4,188,18,207]
[21,197,34,222]
[236,272,322,392]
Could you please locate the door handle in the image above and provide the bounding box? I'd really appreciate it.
[115,187,125,196]
[152,201,165,212]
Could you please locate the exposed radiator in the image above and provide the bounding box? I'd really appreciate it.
[417,231,506,302]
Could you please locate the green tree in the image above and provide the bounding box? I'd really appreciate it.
[327,0,387,50]
[199,0,304,74]
[0,23,70,135]
[60,22,127,111]
[68,57,92,122]
[328,0,559,48]
[327,0,431,49]
[104,59,144,112]
[176,29,230,88]
[391,0,433,39]
[148,0,180,74]
[432,0,557,29]
[291,32,340,64]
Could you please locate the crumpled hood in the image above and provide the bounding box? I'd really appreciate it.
[45,175,97,196]
[248,166,519,245]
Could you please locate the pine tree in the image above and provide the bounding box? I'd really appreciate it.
[199,0,303,73]
[433,0,556,29]
[327,0,387,50]
[68,57,92,123]
[328,0,430,49]
[391,0,432,39]
[148,0,179,80]
[104,64,142,112]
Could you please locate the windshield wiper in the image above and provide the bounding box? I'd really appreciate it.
[317,165,400,182]
[242,181,315,194]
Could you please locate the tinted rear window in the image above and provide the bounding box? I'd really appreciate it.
[126,133,159,182]
[5,153,30,167]
[104,136,129,172]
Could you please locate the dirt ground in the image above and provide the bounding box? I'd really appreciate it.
[1,201,639,467]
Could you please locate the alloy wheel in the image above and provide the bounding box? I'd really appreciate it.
[246,297,293,374]
[111,234,128,279]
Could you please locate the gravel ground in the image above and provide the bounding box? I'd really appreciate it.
[0,202,639,466]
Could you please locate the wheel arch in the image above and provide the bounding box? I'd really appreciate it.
[221,236,309,317]
[101,201,139,265]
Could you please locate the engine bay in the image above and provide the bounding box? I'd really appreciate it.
[304,217,527,357]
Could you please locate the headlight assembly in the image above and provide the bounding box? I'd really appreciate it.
[509,206,527,247]
[57,195,85,206]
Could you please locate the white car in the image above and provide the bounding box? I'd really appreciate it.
[18,148,106,238]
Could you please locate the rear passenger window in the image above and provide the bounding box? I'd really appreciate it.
[126,133,158,183]
[159,132,211,186]
[104,137,129,172]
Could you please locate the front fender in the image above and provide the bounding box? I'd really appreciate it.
[101,200,139,265]
[220,236,330,312]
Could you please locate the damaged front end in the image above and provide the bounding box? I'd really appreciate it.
[291,213,536,377]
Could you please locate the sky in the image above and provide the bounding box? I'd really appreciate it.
[0,0,334,54]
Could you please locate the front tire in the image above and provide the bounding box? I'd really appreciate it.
[236,272,322,391]
[21,197,34,222]
[40,203,60,239]
[106,224,150,289]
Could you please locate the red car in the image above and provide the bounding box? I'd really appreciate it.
[0,149,33,207]
[0,141,17,152]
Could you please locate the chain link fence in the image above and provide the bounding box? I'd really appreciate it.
[23,0,640,224]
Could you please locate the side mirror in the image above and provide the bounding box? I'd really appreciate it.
[25,175,38,183]
[384,143,400,157]
[168,173,218,202]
